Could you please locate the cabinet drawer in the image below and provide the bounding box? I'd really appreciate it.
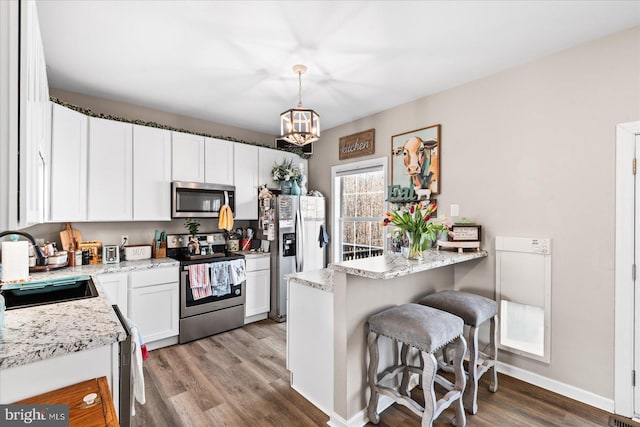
[129,266,179,288]
[245,256,270,272]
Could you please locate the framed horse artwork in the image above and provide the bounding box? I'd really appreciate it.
[391,124,441,196]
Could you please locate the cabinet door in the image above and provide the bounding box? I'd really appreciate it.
[204,137,234,185]
[128,282,179,343]
[133,125,171,221]
[257,147,283,190]
[87,117,133,221]
[245,269,270,317]
[50,104,87,222]
[233,144,258,220]
[172,132,204,182]
[97,273,128,316]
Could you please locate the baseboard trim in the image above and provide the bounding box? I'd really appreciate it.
[497,361,614,413]
[328,395,394,427]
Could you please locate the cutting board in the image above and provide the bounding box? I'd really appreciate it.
[60,223,83,252]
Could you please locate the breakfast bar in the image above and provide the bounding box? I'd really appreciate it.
[286,249,488,427]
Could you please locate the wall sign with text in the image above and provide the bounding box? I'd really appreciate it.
[338,129,375,160]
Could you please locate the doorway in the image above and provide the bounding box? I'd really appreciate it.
[615,121,640,418]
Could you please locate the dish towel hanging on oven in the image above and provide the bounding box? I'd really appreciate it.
[228,259,246,285]
[210,262,231,297]
[188,264,213,300]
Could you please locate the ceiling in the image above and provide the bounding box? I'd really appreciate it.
[36,1,639,136]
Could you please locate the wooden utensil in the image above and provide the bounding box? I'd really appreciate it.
[60,223,83,252]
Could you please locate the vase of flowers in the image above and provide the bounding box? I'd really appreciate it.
[272,159,300,194]
[382,202,449,261]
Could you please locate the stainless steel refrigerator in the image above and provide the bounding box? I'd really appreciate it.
[268,195,326,322]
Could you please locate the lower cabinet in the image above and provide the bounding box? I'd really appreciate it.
[245,256,270,323]
[96,272,128,316]
[127,267,179,350]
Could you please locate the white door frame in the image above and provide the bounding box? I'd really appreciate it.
[615,120,640,417]
[330,156,388,264]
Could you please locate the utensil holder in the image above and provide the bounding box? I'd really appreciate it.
[152,241,166,258]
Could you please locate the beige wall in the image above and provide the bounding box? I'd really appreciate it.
[49,88,276,146]
[312,27,640,399]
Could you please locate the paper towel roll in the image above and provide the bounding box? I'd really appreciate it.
[2,241,29,281]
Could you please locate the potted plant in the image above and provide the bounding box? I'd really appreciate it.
[382,202,450,261]
[271,159,300,194]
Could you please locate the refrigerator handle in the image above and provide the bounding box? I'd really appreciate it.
[296,208,304,272]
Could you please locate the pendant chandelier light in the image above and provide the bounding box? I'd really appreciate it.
[280,64,320,146]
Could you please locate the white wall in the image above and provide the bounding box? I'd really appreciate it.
[310,27,640,400]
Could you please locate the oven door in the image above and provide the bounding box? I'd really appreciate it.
[172,182,235,218]
[180,267,244,319]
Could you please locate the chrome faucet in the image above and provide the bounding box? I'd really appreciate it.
[0,230,47,266]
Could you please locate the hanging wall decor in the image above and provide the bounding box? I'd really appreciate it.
[391,124,441,195]
[338,128,375,160]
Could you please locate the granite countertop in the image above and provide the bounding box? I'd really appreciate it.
[0,257,178,370]
[286,268,334,293]
[330,249,488,280]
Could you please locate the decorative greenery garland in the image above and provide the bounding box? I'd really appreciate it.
[50,96,310,159]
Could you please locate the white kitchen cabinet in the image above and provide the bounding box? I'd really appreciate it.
[172,131,204,182]
[97,272,129,316]
[19,0,50,227]
[204,137,234,185]
[87,117,133,221]
[133,125,172,221]
[128,267,179,349]
[233,143,258,220]
[245,256,270,322]
[49,104,88,222]
[258,147,308,190]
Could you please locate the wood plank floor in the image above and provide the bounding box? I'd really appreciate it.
[133,319,612,426]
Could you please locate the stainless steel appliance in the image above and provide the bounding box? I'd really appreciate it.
[263,195,326,322]
[171,182,235,218]
[166,232,245,343]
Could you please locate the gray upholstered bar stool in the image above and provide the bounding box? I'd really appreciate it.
[367,303,467,427]
[419,290,498,414]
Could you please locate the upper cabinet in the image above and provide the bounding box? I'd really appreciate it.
[258,147,308,190]
[20,0,50,227]
[50,104,88,222]
[87,117,133,221]
[172,132,204,182]
[234,144,258,220]
[204,137,234,185]
[133,125,172,221]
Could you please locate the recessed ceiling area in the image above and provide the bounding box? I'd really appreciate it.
[36,0,639,135]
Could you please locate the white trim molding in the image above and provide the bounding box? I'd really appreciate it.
[498,362,614,413]
[615,121,640,417]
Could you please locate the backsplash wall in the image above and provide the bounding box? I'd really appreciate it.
[22,219,257,250]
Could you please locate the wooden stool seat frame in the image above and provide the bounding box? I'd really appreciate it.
[367,330,467,427]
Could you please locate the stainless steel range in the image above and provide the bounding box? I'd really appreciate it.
[166,232,245,344]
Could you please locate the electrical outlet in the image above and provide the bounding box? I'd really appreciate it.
[121,235,129,246]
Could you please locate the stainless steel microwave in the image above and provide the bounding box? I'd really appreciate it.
[171,182,235,218]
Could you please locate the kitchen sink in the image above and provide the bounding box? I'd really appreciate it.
[1,275,99,310]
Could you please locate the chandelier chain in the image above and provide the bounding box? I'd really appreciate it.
[297,70,303,107]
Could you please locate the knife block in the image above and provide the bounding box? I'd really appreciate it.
[152,241,166,258]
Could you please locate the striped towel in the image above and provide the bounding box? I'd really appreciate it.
[188,264,213,300]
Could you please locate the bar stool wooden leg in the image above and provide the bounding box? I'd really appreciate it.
[367,331,381,424]
[452,336,467,427]
[489,315,498,393]
[464,325,479,415]
[400,343,411,396]
[421,351,438,427]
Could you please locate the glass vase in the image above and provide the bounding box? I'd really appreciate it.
[280,180,292,195]
[291,179,301,195]
[405,231,425,261]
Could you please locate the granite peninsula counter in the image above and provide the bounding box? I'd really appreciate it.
[286,249,488,427]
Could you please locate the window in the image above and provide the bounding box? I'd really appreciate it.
[331,158,387,262]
